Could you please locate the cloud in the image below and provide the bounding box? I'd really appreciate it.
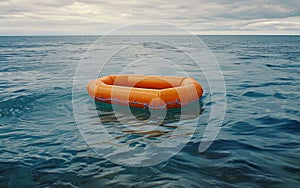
[0,0,299,35]
[241,20,300,30]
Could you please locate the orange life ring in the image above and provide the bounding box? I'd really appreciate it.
[87,75,203,109]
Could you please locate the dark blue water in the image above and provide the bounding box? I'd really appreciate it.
[0,35,299,187]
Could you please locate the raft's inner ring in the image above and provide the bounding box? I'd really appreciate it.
[100,75,182,90]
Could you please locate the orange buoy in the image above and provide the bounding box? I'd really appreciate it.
[87,75,203,109]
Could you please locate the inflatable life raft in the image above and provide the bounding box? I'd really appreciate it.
[87,75,203,109]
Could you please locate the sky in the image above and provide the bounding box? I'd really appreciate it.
[0,0,299,35]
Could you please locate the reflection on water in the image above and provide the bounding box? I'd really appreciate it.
[95,101,203,142]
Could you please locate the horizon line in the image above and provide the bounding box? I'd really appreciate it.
[0,34,299,37]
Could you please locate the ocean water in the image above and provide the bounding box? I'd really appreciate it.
[0,35,299,187]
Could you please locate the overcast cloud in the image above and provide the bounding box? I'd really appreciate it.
[0,0,299,35]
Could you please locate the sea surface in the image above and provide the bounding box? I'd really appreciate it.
[0,35,299,187]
